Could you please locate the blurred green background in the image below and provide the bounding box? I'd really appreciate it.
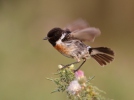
[0,0,134,100]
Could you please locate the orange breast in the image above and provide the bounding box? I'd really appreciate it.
[54,44,69,55]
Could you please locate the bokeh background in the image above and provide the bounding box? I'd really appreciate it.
[0,0,134,100]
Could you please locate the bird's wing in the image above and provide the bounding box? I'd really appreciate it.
[64,19,101,42]
[64,19,89,32]
[70,27,101,42]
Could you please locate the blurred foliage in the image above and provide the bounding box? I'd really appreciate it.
[0,0,134,100]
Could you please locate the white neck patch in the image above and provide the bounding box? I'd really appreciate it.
[60,33,66,39]
[56,33,66,44]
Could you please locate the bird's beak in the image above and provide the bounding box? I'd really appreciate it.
[43,37,49,40]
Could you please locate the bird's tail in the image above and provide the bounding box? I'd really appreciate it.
[88,47,114,66]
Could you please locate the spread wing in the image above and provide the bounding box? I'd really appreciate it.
[70,27,101,42]
[64,19,101,42]
[64,19,89,32]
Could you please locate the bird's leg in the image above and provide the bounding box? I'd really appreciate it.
[61,57,80,69]
[61,61,79,69]
[74,58,86,72]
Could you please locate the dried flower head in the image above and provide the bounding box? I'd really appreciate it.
[58,65,64,69]
[69,64,75,70]
[67,80,81,95]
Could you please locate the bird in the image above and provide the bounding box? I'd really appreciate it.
[43,19,114,72]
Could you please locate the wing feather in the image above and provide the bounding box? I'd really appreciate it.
[64,19,89,32]
[64,19,101,42]
[70,27,101,42]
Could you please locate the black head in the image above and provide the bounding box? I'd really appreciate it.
[43,28,63,46]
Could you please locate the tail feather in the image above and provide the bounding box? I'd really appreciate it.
[97,54,110,63]
[97,54,113,62]
[89,47,114,66]
[92,55,107,66]
[94,47,114,55]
